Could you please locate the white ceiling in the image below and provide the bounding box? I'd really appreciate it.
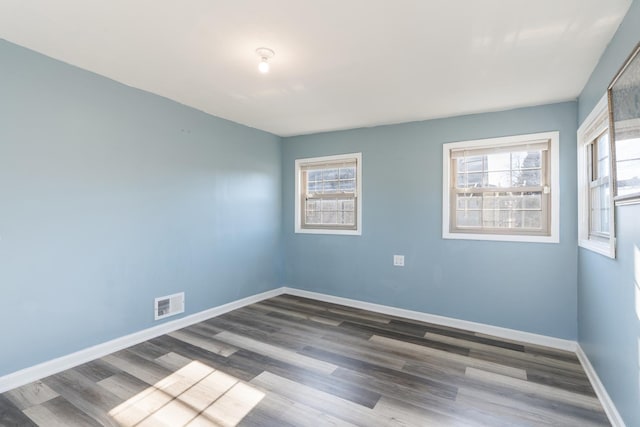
[0,1,632,136]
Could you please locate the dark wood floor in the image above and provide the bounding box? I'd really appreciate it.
[1,294,609,426]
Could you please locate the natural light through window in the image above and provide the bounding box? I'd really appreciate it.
[443,132,559,243]
[108,360,264,426]
[295,152,362,235]
[577,94,615,258]
[615,132,640,198]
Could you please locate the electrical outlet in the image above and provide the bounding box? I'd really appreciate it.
[393,255,405,267]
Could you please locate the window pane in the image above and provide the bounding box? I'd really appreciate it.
[498,194,520,209]
[339,179,355,191]
[456,151,543,190]
[338,199,355,211]
[486,171,511,188]
[306,199,321,211]
[616,137,640,162]
[523,211,542,229]
[486,153,510,172]
[308,170,322,181]
[305,211,321,224]
[323,180,339,193]
[591,183,610,235]
[323,168,339,180]
[457,194,482,210]
[513,169,541,187]
[616,158,640,194]
[512,151,541,169]
[456,210,482,227]
[522,194,541,209]
[307,181,322,193]
[597,133,610,178]
[339,167,355,179]
[322,211,337,224]
[466,172,484,188]
[456,191,544,231]
[462,156,484,172]
[321,199,337,211]
[344,212,355,225]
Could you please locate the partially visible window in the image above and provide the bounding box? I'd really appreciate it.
[442,132,559,243]
[295,153,362,235]
[588,132,611,237]
[578,94,616,258]
[613,121,640,199]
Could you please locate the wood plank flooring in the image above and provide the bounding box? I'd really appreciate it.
[0,295,610,426]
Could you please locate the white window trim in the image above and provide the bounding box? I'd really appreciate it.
[577,94,616,258]
[294,152,362,236]
[442,131,560,243]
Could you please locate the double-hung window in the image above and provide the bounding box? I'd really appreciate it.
[295,153,362,235]
[443,132,559,243]
[578,94,615,257]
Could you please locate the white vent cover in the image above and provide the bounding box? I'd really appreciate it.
[154,292,185,320]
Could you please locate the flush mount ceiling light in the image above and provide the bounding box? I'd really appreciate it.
[255,47,275,73]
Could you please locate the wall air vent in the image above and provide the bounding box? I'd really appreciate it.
[154,292,185,320]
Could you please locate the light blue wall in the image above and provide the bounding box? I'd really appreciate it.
[0,40,282,377]
[577,1,640,425]
[282,102,579,339]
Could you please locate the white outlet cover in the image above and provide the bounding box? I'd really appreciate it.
[393,255,405,266]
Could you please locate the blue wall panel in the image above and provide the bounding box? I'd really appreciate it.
[0,40,282,376]
[283,102,578,340]
[577,1,640,425]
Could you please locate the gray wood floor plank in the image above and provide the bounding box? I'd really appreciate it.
[455,385,610,426]
[4,381,58,410]
[213,330,338,375]
[228,348,382,408]
[0,394,39,427]
[23,396,102,427]
[239,392,353,427]
[97,372,152,402]
[370,334,528,379]
[42,369,122,427]
[169,329,239,357]
[373,396,478,427]
[250,371,384,426]
[0,295,610,426]
[148,335,263,382]
[102,349,174,386]
[464,367,602,411]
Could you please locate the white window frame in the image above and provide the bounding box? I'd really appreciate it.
[442,132,560,243]
[577,94,616,258]
[294,152,362,235]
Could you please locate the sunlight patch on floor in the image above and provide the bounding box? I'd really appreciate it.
[109,360,264,426]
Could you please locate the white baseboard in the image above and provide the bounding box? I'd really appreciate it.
[576,345,626,427]
[282,287,577,352]
[0,287,286,394]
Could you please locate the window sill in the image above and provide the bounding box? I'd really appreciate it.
[443,231,559,244]
[295,227,361,236]
[578,239,615,259]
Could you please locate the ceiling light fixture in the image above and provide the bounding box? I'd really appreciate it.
[256,47,275,74]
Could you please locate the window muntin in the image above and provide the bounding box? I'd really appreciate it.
[295,153,362,235]
[443,132,559,243]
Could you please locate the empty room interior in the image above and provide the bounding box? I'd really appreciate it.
[1,1,640,426]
